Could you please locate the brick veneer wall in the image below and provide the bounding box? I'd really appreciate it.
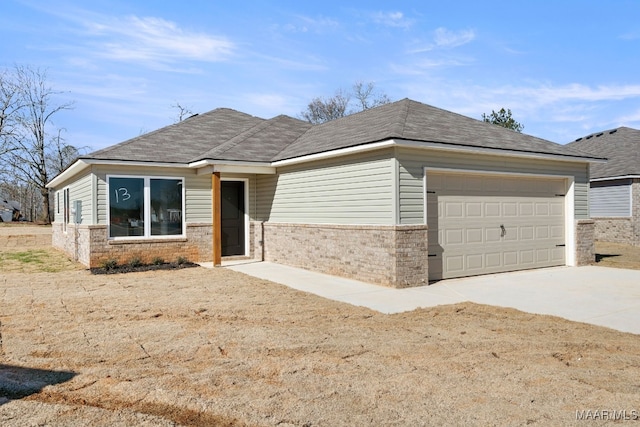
[575,219,595,266]
[593,218,633,244]
[257,222,429,288]
[53,223,212,268]
[592,179,640,247]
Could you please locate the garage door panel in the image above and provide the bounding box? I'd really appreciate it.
[520,226,535,240]
[503,202,518,216]
[446,256,464,272]
[535,203,550,216]
[551,247,565,262]
[444,229,464,245]
[466,202,482,217]
[466,228,483,243]
[466,254,483,270]
[427,172,566,280]
[521,250,535,264]
[485,203,501,216]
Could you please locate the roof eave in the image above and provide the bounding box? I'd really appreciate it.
[46,158,191,188]
[272,138,606,167]
[591,175,640,182]
[189,159,276,175]
[47,159,90,188]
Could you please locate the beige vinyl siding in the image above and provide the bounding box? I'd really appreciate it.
[53,171,93,225]
[257,150,395,225]
[94,165,213,224]
[71,171,94,225]
[397,147,590,224]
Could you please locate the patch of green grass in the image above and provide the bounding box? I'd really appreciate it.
[0,248,80,273]
[3,250,48,264]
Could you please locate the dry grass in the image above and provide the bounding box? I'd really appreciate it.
[1,228,640,426]
[595,241,640,270]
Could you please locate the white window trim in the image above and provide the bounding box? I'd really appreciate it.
[222,177,250,257]
[106,174,186,240]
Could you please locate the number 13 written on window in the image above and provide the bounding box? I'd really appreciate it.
[114,187,131,203]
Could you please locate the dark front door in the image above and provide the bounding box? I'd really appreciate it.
[221,181,245,256]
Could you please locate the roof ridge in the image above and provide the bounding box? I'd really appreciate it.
[397,98,411,137]
[269,116,316,160]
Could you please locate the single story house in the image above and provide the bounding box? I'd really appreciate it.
[47,99,603,286]
[566,127,640,246]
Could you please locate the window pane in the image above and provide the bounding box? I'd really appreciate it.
[109,177,144,237]
[150,178,183,236]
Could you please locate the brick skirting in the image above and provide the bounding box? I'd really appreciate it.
[53,223,212,268]
[593,217,634,245]
[255,222,429,288]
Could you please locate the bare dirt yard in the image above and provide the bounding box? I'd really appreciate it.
[1,224,640,426]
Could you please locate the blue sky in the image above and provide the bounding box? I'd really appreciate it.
[2,0,640,153]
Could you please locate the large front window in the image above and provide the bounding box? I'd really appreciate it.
[108,176,184,238]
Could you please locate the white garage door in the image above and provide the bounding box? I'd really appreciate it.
[427,172,566,281]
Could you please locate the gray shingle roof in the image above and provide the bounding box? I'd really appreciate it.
[88,108,265,163]
[566,127,640,179]
[274,99,599,161]
[84,98,601,165]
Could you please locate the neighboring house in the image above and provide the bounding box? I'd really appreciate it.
[0,195,20,222]
[566,127,640,246]
[47,99,603,286]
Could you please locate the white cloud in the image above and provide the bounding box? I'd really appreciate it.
[433,27,476,48]
[282,15,340,34]
[82,15,235,65]
[370,11,414,28]
[407,27,476,54]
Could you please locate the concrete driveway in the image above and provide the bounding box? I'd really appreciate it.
[225,262,640,335]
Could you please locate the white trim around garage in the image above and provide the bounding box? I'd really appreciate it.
[422,167,577,269]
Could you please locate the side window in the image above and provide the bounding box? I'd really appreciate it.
[150,178,183,236]
[107,176,184,239]
[109,177,144,237]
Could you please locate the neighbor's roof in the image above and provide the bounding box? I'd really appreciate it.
[566,127,640,180]
[83,98,602,165]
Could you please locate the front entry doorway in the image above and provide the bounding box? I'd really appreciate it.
[221,180,246,256]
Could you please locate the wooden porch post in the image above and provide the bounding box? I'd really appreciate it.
[212,172,222,266]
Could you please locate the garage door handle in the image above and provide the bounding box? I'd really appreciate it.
[500,224,506,237]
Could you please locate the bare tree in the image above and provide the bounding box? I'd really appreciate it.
[4,66,74,223]
[300,82,391,124]
[353,81,391,111]
[300,89,351,124]
[0,69,22,160]
[48,128,85,176]
[171,101,195,123]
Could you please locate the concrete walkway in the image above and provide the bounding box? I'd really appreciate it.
[224,261,640,335]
